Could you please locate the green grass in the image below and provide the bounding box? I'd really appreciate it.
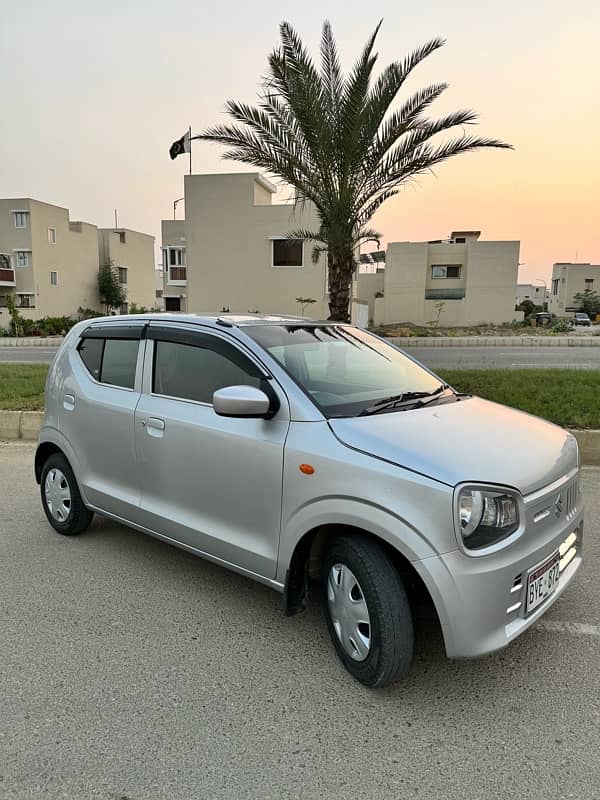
[0,364,599,428]
[439,369,600,429]
[0,364,48,410]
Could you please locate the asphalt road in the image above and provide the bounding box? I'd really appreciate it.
[402,345,600,371]
[2,442,599,800]
[1,344,599,370]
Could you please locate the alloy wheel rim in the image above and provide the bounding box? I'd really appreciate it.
[44,468,72,523]
[327,563,371,661]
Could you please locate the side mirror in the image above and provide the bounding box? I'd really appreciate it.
[212,385,271,418]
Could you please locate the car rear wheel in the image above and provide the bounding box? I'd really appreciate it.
[322,535,414,687]
[41,453,93,536]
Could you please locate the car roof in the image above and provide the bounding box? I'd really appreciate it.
[84,313,336,328]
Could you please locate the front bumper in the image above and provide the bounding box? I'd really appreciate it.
[413,511,584,658]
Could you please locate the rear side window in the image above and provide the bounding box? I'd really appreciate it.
[153,339,261,404]
[77,336,139,389]
[78,338,103,381]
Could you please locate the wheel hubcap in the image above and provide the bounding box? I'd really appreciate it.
[44,468,72,523]
[327,564,371,661]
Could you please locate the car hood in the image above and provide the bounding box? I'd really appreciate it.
[329,397,578,495]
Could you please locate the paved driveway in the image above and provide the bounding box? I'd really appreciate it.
[1,442,599,799]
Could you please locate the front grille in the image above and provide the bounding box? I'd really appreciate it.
[564,476,578,521]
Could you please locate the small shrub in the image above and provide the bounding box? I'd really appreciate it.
[551,319,570,334]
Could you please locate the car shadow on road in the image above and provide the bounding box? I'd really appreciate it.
[71,513,590,712]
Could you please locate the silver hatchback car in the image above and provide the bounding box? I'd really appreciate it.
[36,314,583,687]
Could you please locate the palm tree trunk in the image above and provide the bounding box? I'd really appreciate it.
[327,252,354,322]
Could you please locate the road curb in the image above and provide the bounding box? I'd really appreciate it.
[0,336,64,347]
[389,336,600,347]
[2,411,599,466]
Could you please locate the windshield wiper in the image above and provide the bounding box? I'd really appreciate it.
[358,384,451,417]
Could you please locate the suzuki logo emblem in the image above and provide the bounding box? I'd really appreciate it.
[554,493,563,517]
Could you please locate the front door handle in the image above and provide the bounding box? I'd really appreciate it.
[147,417,165,431]
[142,417,165,439]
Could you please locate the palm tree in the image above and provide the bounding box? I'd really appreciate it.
[200,20,512,321]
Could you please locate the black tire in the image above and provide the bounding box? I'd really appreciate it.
[40,453,93,536]
[322,535,414,687]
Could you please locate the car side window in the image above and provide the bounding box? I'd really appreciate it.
[101,340,139,389]
[153,339,261,404]
[77,336,139,390]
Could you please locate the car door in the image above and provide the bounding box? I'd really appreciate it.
[134,323,289,580]
[61,321,145,519]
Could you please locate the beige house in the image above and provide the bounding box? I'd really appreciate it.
[0,199,99,326]
[161,173,328,317]
[368,231,521,327]
[0,198,155,328]
[98,227,156,313]
[548,263,600,316]
[161,218,187,312]
[516,283,547,308]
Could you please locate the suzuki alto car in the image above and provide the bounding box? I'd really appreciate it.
[36,314,583,687]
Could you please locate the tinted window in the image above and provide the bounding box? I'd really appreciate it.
[78,338,104,380]
[153,340,260,403]
[100,339,139,389]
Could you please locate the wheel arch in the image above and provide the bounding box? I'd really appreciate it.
[34,442,64,484]
[283,523,439,623]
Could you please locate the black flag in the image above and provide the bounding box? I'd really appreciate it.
[169,130,191,160]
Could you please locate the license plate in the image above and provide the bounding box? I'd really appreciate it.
[526,551,560,614]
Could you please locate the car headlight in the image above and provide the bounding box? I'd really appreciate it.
[456,487,520,551]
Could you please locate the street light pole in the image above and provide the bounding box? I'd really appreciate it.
[173,197,185,220]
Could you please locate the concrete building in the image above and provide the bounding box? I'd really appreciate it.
[369,231,521,327]
[98,227,156,313]
[0,198,155,327]
[516,283,547,308]
[548,262,600,316]
[161,173,327,318]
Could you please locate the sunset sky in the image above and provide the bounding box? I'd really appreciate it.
[1,0,598,285]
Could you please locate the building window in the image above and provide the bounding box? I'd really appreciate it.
[431,265,461,279]
[48,227,57,244]
[17,294,35,308]
[50,271,58,286]
[425,288,465,300]
[119,231,126,244]
[454,237,466,243]
[584,279,594,289]
[272,239,303,268]
[13,211,28,229]
[120,302,129,314]
[552,279,560,295]
[118,267,128,284]
[15,251,31,267]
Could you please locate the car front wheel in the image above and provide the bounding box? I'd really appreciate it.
[322,535,414,687]
[40,453,93,536]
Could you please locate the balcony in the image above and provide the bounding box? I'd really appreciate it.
[168,266,187,285]
[0,266,16,287]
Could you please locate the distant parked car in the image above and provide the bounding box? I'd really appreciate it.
[571,313,592,327]
[531,312,553,326]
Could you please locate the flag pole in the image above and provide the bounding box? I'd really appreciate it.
[189,124,192,175]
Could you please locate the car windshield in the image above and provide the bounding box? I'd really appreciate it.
[246,324,445,417]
